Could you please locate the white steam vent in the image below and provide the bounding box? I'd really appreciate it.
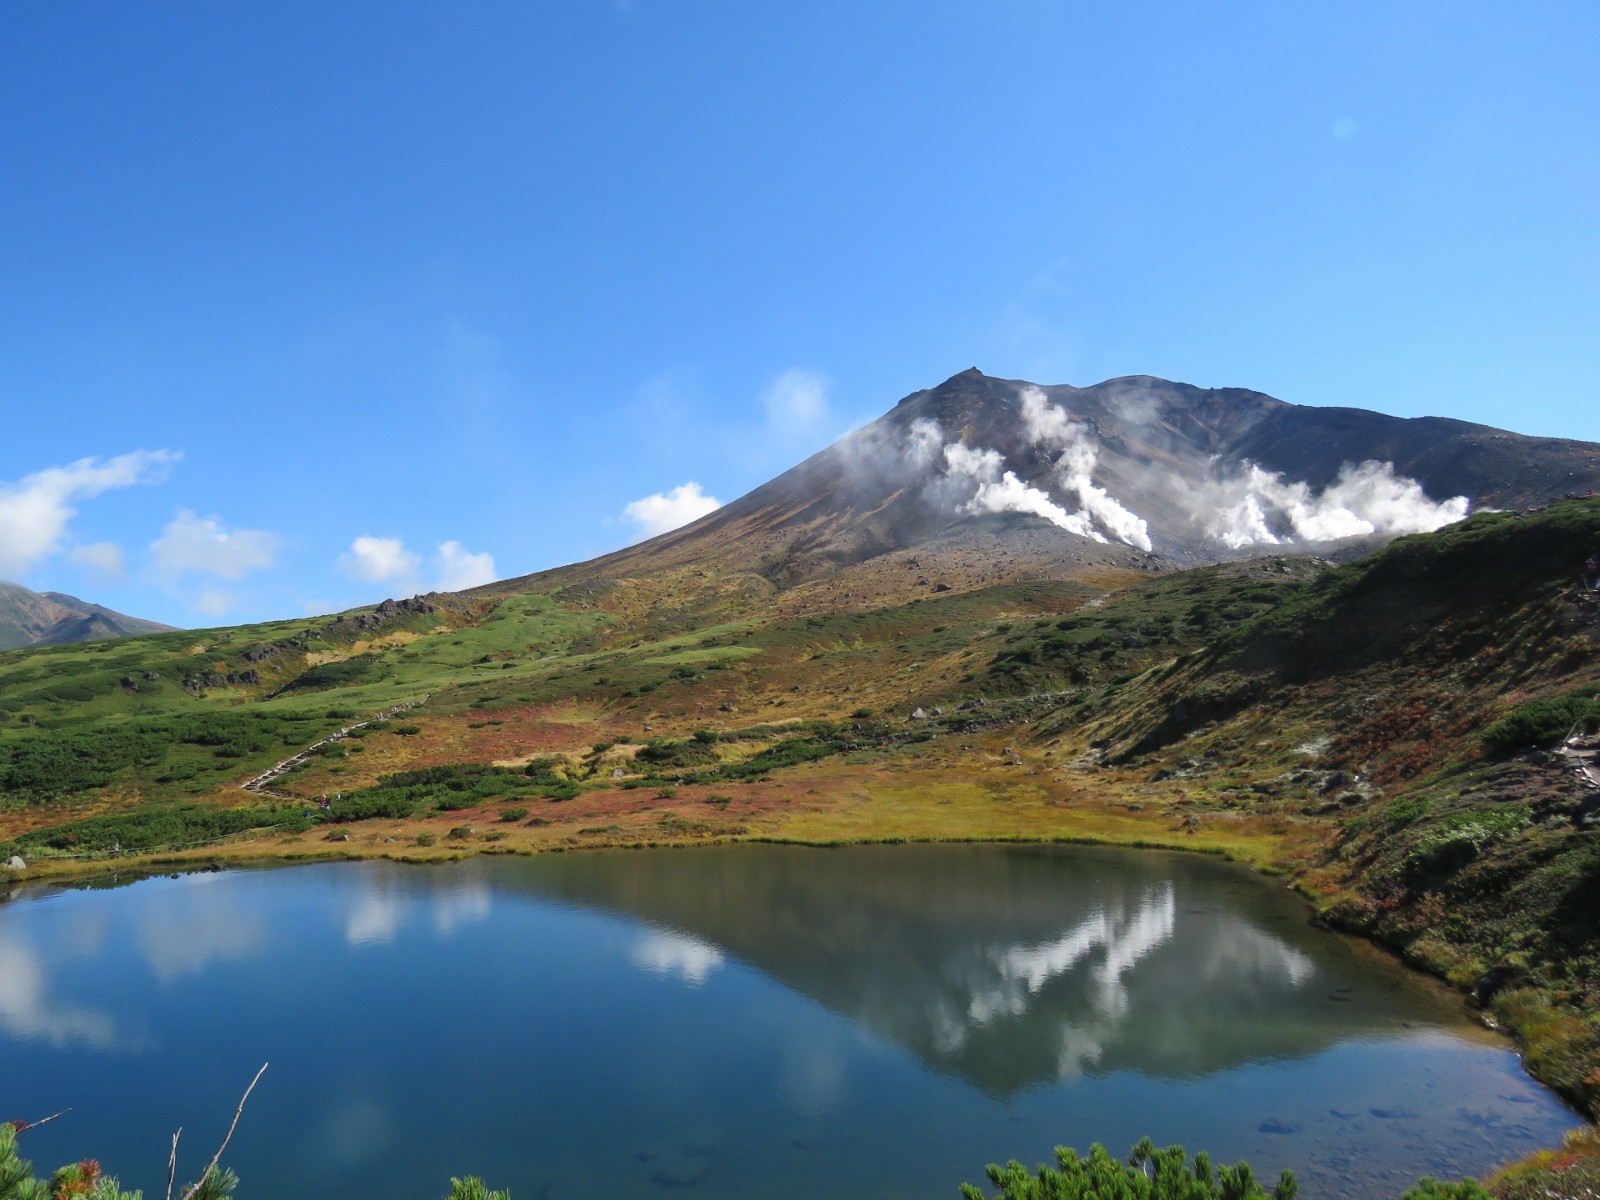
[909,388,1154,552]
[1201,460,1470,549]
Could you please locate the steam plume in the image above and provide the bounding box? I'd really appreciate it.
[898,388,1154,551]
[942,441,1104,541]
[1020,389,1153,552]
[1202,460,1469,548]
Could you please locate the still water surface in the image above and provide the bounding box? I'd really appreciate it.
[0,845,1581,1199]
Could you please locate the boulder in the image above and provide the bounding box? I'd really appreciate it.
[3,855,25,871]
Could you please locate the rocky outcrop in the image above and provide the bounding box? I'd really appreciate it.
[183,669,261,693]
[326,595,441,634]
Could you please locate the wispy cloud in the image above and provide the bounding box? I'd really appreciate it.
[760,367,830,434]
[0,450,179,578]
[192,589,238,619]
[621,481,722,540]
[150,508,282,582]
[69,540,127,580]
[434,540,496,590]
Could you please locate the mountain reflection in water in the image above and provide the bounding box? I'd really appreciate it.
[495,844,1446,1095]
[1,844,1577,1200]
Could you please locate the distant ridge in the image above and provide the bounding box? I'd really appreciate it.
[0,581,178,649]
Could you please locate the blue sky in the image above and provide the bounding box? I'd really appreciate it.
[2,1,1596,628]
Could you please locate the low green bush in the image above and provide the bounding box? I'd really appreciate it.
[1481,687,1600,754]
[12,804,306,855]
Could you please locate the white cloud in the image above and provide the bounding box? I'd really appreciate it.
[150,508,281,582]
[434,540,496,591]
[760,367,830,431]
[621,481,722,540]
[341,536,421,583]
[333,534,497,595]
[192,590,238,619]
[0,449,178,578]
[70,540,126,580]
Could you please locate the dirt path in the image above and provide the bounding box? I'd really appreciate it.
[241,698,428,799]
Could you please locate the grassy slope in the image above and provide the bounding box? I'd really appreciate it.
[2,500,1598,1130]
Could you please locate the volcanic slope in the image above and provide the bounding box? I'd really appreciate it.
[489,368,1600,599]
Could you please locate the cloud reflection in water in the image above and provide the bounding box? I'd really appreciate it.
[0,933,121,1049]
[631,928,725,986]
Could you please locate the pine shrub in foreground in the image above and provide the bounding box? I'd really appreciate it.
[960,1138,1297,1200]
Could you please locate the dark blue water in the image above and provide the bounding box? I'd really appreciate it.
[0,845,1580,1199]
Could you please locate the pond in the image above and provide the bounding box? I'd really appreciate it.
[0,844,1581,1199]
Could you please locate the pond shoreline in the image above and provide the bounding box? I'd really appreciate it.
[5,815,1596,1187]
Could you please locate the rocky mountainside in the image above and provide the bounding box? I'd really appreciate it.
[497,369,1600,593]
[0,581,177,649]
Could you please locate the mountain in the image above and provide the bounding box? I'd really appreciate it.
[496,369,1600,592]
[0,581,178,650]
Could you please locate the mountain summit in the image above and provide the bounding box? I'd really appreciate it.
[508,370,1600,590]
